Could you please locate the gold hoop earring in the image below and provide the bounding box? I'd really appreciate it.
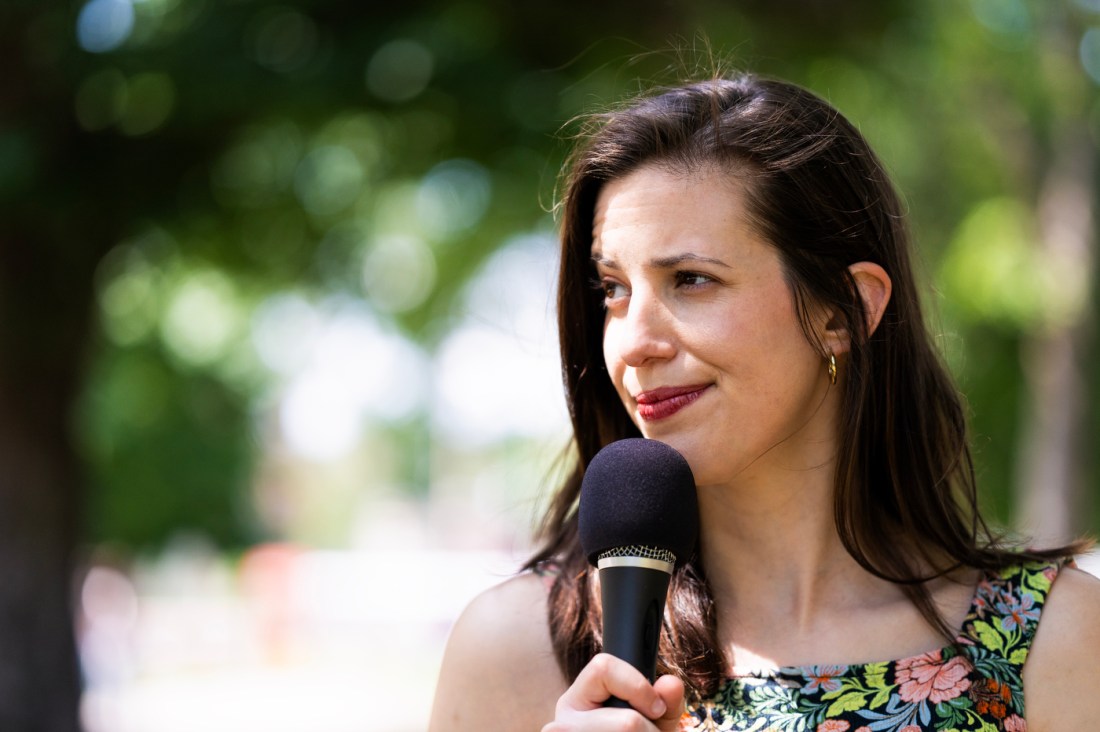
[827,353,837,385]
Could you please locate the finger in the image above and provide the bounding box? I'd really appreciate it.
[558,653,668,718]
[652,674,687,731]
[543,706,656,732]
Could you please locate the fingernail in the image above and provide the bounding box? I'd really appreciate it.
[651,699,667,717]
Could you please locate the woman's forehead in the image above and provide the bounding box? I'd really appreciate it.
[589,166,758,260]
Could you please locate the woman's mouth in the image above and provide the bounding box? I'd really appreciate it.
[633,384,711,422]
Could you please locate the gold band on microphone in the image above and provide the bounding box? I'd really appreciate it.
[597,555,675,573]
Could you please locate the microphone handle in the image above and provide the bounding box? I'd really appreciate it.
[598,564,671,708]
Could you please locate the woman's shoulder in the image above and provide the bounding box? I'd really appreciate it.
[428,571,567,732]
[1022,560,1100,731]
[451,569,562,659]
[456,567,556,624]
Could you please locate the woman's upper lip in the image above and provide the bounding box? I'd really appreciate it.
[634,384,711,404]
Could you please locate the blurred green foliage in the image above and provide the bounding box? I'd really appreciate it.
[6,0,1098,552]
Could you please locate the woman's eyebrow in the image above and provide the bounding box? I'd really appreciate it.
[590,252,619,270]
[650,252,732,269]
[591,251,732,270]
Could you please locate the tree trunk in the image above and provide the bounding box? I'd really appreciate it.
[0,386,83,732]
[1015,125,1096,548]
[0,221,101,729]
[0,8,111,726]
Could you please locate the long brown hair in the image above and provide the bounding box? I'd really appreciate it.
[524,73,1085,700]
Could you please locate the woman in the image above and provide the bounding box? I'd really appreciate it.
[428,74,1100,731]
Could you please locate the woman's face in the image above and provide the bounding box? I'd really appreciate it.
[591,164,838,488]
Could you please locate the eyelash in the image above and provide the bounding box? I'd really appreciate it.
[675,271,712,288]
[590,271,714,304]
[591,277,626,302]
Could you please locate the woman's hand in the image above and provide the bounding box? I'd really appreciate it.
[542,653,686,731]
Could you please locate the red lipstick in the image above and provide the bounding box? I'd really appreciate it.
[634,385,710,422]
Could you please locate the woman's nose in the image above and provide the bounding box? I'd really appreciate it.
[608,289,676,367]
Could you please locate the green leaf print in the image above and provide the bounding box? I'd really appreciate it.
[869,686,891,708]
[936,695,976,729]
[825,691,866,716]
[864,661,889,689]
[1020,562,1052,598]
[748,683,797,715]
[971,620,1005,653]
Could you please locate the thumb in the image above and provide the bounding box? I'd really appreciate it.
[652,674,687,731]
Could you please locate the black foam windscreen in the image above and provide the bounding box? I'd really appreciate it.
[578,438,698,567]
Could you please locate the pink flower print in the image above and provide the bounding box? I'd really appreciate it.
[996,592,1040,632]
[973,585,991,606]
[900,727,922,732]
[1004,714,1027,731]
[801,665,848,694]
[895,651,972,704]
[972,578,1002,617]
[816,722,850,732]
[854,728,871,732]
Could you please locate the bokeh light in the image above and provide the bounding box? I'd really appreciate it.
[293,145,365,217]
[1081,27,1100,85]
[365,39,434,103]
[254,297,428,460]
[361,234,437,313]
[160,269,248,368]
[969,0,1031,37]
[118,73,176,136]
[77,0,135,53]
[211,121,305,210]
[95,229,177,346]
[433,232,567,447]
[415,159,492,240]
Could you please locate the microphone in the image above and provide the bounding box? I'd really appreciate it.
[578,438,698,707]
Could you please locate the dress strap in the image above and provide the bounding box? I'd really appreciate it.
[956,559,1068,668]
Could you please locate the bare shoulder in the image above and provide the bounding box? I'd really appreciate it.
[1023,565,1100,731]
[428,571,568,732]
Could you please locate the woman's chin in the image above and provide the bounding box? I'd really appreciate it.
[640,434,707,478]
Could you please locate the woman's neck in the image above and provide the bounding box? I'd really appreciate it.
[698,467,864,610]
[694,466,923,669]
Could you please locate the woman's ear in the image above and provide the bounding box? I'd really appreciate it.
[823,261,892,355]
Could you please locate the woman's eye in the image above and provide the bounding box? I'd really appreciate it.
[601,280,628,300]
[590,276,628,305]
[675,271,712,288]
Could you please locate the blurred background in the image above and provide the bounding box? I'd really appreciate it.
[2,0,1099,730]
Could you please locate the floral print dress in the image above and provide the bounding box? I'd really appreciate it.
[681,560,1065,732]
